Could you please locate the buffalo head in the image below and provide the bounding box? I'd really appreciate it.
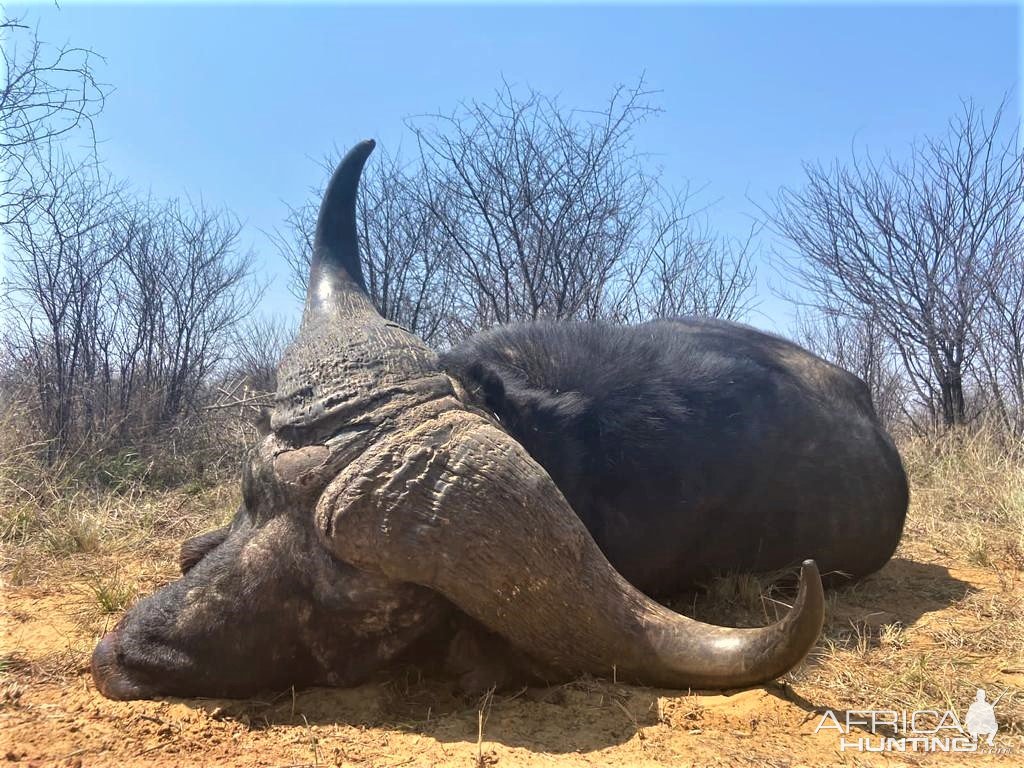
[91,140,824,700]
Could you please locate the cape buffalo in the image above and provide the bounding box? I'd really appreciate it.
[90,139,890,701]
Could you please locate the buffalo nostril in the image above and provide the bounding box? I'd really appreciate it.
[91,631,150,700]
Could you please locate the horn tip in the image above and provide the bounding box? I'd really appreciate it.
[356,138,376,156]
[799,560,823,596]
[797,559,825,626]
[337,139,377,171]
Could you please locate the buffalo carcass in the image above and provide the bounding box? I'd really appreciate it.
[441,319,908,594]
[92,140,830,700]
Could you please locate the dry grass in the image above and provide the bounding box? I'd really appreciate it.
[900,424,1024,567]
[0,401,240,587]
[87,570,138,615]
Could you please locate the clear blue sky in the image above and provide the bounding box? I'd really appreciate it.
[9,1,1020,331]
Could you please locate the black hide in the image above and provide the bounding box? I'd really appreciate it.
[441,317,908,593]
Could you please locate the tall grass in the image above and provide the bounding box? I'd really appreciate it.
[899,421,1024,569]
[0,398,241,572]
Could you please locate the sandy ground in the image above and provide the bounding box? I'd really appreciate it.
[2,541,1022,767]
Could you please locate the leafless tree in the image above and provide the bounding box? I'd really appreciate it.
[974,234,1024,433]
[153,200,258,424]
[107,197,259,429]
[107,198,165,422]
[1,149,122,458]
[270,197,315,305]
[409,81,656,331]
[610,193,757,323]
[768,99,1023,428]
[2,15,107,225]
[356,152,458,343]
[227,314,297,395]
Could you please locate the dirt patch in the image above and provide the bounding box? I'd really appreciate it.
[2,550,1022,767]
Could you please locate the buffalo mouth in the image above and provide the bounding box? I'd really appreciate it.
[91,628,158,701]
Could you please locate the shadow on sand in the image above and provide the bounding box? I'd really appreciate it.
[818,556,975,649]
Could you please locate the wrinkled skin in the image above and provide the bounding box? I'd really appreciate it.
[92,140,827,702]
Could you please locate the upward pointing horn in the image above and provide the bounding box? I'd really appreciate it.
[305,139,376,316]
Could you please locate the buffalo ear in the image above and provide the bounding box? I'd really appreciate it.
[179,527,230,574]
[465,361,508,415]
